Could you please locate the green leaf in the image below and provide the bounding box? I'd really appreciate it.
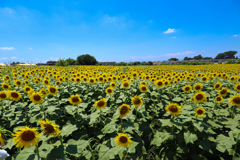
[39,143,54,158]
[65,105,77,115]
[159,119,173,127]
[61,124,78,137]
[101,123,118,134]
[16,146,35,160]
[193,122,204,132]
[48,145,65,159]
[151,132,171,147]
[184,131,198,144]
[67,139,89,153]
[197,140,212,153]
[172,97,183,102]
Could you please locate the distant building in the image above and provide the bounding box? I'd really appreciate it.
[99,62,116,66]
[153,61,162,65]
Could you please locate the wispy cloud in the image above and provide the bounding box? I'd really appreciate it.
[0,47,15,50]
[0,57,8,60]
[29,47,33,50]
[11,57,17,59]
[233,34,240,37]
[163,28,176,34]
[43,57,59,63]
[172,36,176,38]
[148,20,153,23]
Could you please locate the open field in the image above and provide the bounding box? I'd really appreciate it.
[0,65,240,160]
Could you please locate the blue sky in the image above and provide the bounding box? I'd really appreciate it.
[0,0,240,63]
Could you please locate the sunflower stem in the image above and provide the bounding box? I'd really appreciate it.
[232,133,240,160]
[232,105,236,118]
[123,147,128,160]
[120,117,123,133]
[1,101,5,112]
[35,145,40,160]
[59,135,66,160]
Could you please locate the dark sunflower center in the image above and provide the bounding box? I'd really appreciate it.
[99,77,103,81]
[50,88,56,93]
[237,85,240,90]
[107,89,112,93]
[17,81,21,85]
[34,95,41,101]
[220,90,227,95]
[42,91,46,95]
[142,86,147,91]
[11,92,19,98]
[197,109,204,115]
[44,124,54,133]
[124,83,129,87]
[215,84,220,88]
[164,82,168,85]
[169,106,178,112]
[90,79,94,83]
[44,81,49,84]
[0,93,7,98]
[157,82,162,86]
[26,87,31,92]
[216,97,222,101]
[119,136,128,143]
[3,85,8,89]
[196,94,203,100]
[185,87,190,91]
[56,82,60,85]
[120,106,128,115]
[111,84,115,87]
[195,86,201,90]
[133,98,141,105]
[233,97,240,104]
[22,131,35,141]
[97,101,105,107]
[202,78,206,81]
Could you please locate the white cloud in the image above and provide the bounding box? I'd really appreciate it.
[29,47,32,50]
[148,20,153,23]
[11,57,17,59]
[165,51,194,57]
[0,57,8,59]
[0,47,15,50]
[163,28,176,34]
[102,15,117,23]
[233,34,240,37]
[172,36,176,38]
[21,58,24,60]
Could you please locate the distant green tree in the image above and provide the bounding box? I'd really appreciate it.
[168,58,179,61]
[203,57,213,60]
[55,58,66,66]
[183,57,192,60]
[193,55,203,60]
[147,61,153,65]
[215,51,238,59]
[76,54,97,65]
[65,58,75,65]
[225,60,236,64]
[133,61,141,65]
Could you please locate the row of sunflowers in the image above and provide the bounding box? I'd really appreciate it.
[0,65,240,159]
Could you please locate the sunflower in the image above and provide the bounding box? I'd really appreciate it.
[89,78,95,84]
[122,81,130,89]
[0,91,8,101]
[218,87,229,97]
[131,95,143,107]
[214,82,222,90]
[119,104,130,117]
[195,107,205,116]
[193,83,202,92]
[55,81,61,86]
[12,126,40,148]
[215,96,223,103]
[183,85,192,93]
[155,80,164,88]
[30,92,43,104]
[140,81,147,86]
[14,79,22,87]
[39,88,47,97]
[8,90,21,101]
[105,87,114,95]
[115,133,132,148]
[234,84,240,92]
[193,92,207,103]
[28,90,35,97]
[2,83,10,90]
[68,94,82,105]
[140,85,148,93]
[75,77,81,83]
[165,102,181,116]
[43,79,50,85]
[23,86,32,93]
[38,119,61,136]
[94,98,107,109]
[229,94,240,107]
[110,82,117,88]
[0,132,5,147]
[47,86,58,96]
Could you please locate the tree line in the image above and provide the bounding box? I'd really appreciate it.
[55,54,98,66]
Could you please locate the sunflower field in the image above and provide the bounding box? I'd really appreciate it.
[0,65,240,160]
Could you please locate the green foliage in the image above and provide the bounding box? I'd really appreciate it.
[55,58,66,66]
[64,57,76,65]
[76,54,98,65]
[215,50,238,59]
[168,58,179,61]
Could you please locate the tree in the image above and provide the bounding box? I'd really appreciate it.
[203,57,213,60]
[215,51,238,59]
[55,58,66,66]
[133,61,141,65]
[147,61,153,65]
[168,58,179,61]
[183,57,191,60]
[76,54,97,65]
[193,55,203,60]
[65,58,75,65]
